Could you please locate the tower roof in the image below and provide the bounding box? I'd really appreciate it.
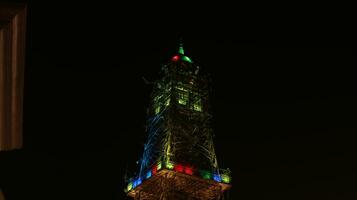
[171,40,193,63]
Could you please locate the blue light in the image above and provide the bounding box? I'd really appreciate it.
[146,171,152,179]
[213,174,222,182]
[133,178,142,188]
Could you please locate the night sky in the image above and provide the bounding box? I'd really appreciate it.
[1,1,356,200]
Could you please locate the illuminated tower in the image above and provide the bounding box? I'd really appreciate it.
[125,41,231,199]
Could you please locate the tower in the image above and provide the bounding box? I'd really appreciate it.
[125,41,231,199]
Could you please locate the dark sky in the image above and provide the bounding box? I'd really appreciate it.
[1,1,356,200]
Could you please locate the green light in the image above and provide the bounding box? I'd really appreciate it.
[165,98,170,106]
[175,85,188,92]
[166,161,174,169]
[176,84,188,105]
[179,46,184,55]
[127,182,133,191]
[178,99,186,105]
[200,170,211,179]
[178,92,188,105]
[182,56,192,63]
[221,174,231,183]
[157,162,162,170]
[155,106,160,114]
[193,100,202,112]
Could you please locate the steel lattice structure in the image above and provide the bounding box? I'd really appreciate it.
[125,42,231,199]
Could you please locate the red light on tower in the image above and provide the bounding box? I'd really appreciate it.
[184,166,193,175]
[152,165,157,175]
[175,164,184,172]
[172,55,180,61]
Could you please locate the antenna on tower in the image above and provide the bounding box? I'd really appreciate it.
[178,37,185,55]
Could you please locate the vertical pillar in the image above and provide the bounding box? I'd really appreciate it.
[0,189,5,200]
[0,2,26,151]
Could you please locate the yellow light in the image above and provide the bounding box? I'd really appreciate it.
[127,182,133,191]
[175,86,188,92]
[157,162,162,170]
[155,106,160,114]
[165,98,170,106]
[166,161,174,169]
[193,103,202,111]
[178,93,188,105]
[221,174,231,183]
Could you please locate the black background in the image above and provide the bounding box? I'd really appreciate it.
[1,1,356,200]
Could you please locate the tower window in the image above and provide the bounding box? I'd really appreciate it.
[178,92,188,105]
[176,83,189,106]
[193,100,202,112]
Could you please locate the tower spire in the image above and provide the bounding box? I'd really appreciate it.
[178,37,185,55]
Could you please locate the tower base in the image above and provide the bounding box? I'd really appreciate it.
[127,169,231,200]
